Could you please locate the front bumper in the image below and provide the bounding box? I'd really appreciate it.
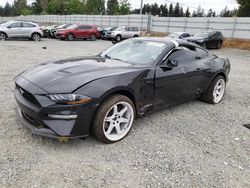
[14,76,95,139]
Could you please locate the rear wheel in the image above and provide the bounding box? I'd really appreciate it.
[216,41,222,49]
[92,95,135,143]
[67,33,74,41]
[201,42,207,49]
[90,34,96,41]
[31,33,41,41]
[0,32,7,41]
[202,76,226,104]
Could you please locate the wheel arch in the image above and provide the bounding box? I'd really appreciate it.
[89,87,137,135]
[0,31,8,38]
[31,32,41,37]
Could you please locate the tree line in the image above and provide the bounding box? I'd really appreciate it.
[0,0,249,17]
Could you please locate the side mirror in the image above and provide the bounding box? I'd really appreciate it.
[160,59,178,70]
[7,26,12,29]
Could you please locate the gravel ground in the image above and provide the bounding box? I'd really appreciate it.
[0,39,249,188]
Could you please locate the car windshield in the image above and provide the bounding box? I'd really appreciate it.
[100,39,167,65]
[67,24,78,29]
[114,26,125,31]
[194,32,209,37]
[63,24,72,29]
[110,26,118,31]
[168,32,181,38]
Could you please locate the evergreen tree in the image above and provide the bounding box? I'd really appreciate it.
[185,7,190,17]
[4,2,13,16]
[169,3,174,17]
[107,0,119,15]
[119,0,131,15]
[160,4,168,17]
[142,3,151,15]
[237,0,250,17]
[179,7,184,17]
[174,2,180,17]
[207,8,213,17]
[151,3,160,16]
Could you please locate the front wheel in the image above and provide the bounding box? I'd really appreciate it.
[90,34,96,41]
[202,76,226,104]
[0,32,7,41]
[92,95,135,143]
[67,33,74,41]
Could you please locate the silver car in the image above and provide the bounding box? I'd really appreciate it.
[0,20,43,41]
[107,26,141,42]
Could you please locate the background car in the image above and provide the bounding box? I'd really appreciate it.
[167,32,191,39]
[0,20,43,41]
[99,26,118,39]
[56,24,100,41]
[106,26,141,42]
[15,38,230,143]
[186,31,224,49]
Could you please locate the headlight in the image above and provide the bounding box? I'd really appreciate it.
[48,94,92,104]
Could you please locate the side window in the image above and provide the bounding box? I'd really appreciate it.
[78,25,88,30]
[196,47,208,59]
[8,22,22,28]
[22,22,36,28]
[165,48,196,65]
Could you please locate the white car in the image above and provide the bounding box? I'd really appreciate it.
[106,26,141,42]
[0,20,43,41]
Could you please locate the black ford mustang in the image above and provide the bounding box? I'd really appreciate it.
[15,38,230,143]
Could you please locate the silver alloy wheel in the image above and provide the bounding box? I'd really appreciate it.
[116,35,121,41]
[213,78,225,103]
[0,33,6,41]
[202,42,206,48]
[68,34,74,41]
[103,101,134,141]
[32,34,41,41]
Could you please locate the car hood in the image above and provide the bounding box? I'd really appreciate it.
[186,36,207,41]
[19,56,139,94]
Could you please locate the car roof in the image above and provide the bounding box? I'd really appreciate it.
[134,37,199,49]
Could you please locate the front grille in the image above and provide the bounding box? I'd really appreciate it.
[16,85,40,105]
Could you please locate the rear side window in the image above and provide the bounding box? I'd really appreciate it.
[22,22,36,28]
[166,48,196,65]
[78,25,92,30]
[8,22,22,28]
[196,47,208,58]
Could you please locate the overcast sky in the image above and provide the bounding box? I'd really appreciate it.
[0,0,239,13]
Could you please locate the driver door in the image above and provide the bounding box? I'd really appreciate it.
[154,48,201,107]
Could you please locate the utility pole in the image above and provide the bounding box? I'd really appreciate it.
[140,0,143,15]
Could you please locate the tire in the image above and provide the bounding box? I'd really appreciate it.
[92,95,135,144]
[0,32,7,41]
[67,33,74,41]
[202,75,226,104]
[31,33,41,41]
[201,42,207,49]
[216,41,222,49]
[116,35,122,42]
[90,34,96,41]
